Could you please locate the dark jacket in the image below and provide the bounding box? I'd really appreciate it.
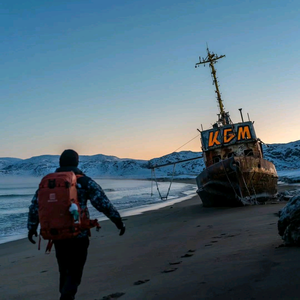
[27,166,123,237]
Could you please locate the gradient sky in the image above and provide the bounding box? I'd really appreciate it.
[1,0,299,160]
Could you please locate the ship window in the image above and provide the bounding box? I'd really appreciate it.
[228,152,236,158]
[212,155,221,163]
[244,149,254,156]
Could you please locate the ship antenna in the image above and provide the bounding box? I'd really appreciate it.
[195,46,228,125]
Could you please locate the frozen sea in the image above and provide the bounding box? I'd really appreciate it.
[0,177,197,244]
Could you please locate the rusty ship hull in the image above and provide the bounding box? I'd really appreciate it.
[196,156,278,207]
[195,121,278,207]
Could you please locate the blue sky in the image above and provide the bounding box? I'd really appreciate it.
[1,0,299,159]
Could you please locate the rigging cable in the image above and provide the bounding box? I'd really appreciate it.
[151,169,154,196]
[152,168,164,200]
[165,164,176,199]
[172,133,201,153]
[248,171,258,204]
[151,164,177,200]
[151,133,200,200]
[222,161,239,199]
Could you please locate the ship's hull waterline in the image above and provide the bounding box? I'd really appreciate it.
[196,156,278,207]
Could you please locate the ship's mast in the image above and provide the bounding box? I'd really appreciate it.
[195,47,230,126]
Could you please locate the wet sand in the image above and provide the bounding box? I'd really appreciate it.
[0,185,299,299]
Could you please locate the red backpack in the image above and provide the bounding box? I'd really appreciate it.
[38,171,100,251]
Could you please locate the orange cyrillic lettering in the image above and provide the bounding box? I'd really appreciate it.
[223,128,235,143]
[237,126,252,140]
[208,131,221,147]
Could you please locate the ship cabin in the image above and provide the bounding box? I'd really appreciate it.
[200,121,263,168]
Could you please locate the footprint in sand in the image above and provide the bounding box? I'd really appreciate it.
[162,268,178,273]
[102,292,125,299]
[181,253,193,258]
[134,279,150,285]
[169,261,182,265]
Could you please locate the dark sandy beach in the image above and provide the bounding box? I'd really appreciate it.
[0,184,299,300]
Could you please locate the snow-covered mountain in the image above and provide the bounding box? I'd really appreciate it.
[0,151,204,179]
[1,140,300,182]
[263,140,300,170]
[0,157,22,169]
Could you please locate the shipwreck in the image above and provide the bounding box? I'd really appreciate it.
[195,48,278,206]
[150,47,278,207]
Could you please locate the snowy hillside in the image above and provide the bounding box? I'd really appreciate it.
[0,157,22,170]
[0,140,300,182]
[148,151,204,179]
[263,140,300,170]
[0,151,204,179]
[263,140,300,183]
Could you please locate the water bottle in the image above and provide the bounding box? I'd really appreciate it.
[69,202,79,223]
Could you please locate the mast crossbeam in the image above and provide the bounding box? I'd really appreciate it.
[195,47,230,126]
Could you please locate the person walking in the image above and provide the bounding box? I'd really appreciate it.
[27,149,125,300]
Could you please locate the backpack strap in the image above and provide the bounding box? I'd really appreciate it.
[45,240,53,254]
[38,235,41,251]
[75,174,101,233]
[76,174,89,189]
